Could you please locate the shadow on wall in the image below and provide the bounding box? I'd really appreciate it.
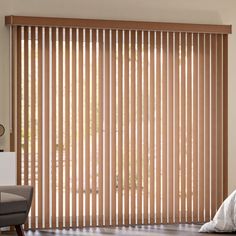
[133,8,224,24]
[30,0,225,25]
[0,0,225,25]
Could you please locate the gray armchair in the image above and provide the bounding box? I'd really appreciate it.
[0,186,33,236]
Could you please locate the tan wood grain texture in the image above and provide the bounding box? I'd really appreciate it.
[211,34,217,218]
[98,29,104,227]
[72,28,77,227]
[174,32,180,223]
[37,27,43,228]
[130,30,136,226]
[180,32,186,223]
[78,28,84,227]
[44,27,50,228]
[162,32,167,224]
[204,34,210,222]
[149,31,155,225]
[137,31,142,225]
[10,26,17,153]
[30,26,36,228]
[65,28,70,227]
[16,27,21,186]
[199,33,204,223]
[192,33,198,223]
[168,32,174,224]
[105,29,110,226]
[186,33,192,223]
[11,21,229,229]
[24,27,29,188]
[143,31,148,225]
[223,35,228,200]
[51,27,57,228]
[217,34,223,209]
[117,30,123,226]
[85,29,91,227]
[124,30,130,226]
[156,31,161,224]
[111,30,116,226]
[6,15,232,34]
[58,27,64,229]
[92,29,97,227]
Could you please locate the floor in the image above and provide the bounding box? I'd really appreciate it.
[1,224,236,236]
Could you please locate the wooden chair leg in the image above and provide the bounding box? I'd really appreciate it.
[15,225,25,236]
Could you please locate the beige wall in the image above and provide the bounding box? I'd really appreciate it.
[0,0,235,193]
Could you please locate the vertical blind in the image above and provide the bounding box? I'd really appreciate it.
[8,16,230,229]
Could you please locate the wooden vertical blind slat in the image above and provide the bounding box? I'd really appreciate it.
[130,30,136,226]
[51,27,57,228]
[72,28,77,227]
[92,29,97,227]
[65,28,70,227]
[117,30,123,226]
[37,27,43,228]
[186,33,192,223]
[137,30,142,225]
[98,29,103,227]
[85,29,91,227]
[16,26,21,186]
[223,35,228,200]
[58,27,63,229]
[30,26,36,228]
[217,34,223,209]
[162,32,167,224]
[192,33,198,222]
[149,31,154,225]
[211,34,217,218]
[168,32,174,224]
[156,31,161,224]
[24,27,29,229]
[105,29,110,226]
[10,26,17,153]
[13,24,228,229]
[78,28,84,227]
[111,30,116,226]
[180,32,186,223]
[199,33,204,223]
[124,30,129,226]
[24,27,29,188]
[44,27,50,228]
[143,31,148,225]
[174,32,180,223]
[205,34,210,222]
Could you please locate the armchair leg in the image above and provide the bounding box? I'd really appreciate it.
[15,225,24,236]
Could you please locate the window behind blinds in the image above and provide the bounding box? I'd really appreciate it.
[8,16,229,229]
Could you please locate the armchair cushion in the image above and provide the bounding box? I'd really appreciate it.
[0,192,28,215]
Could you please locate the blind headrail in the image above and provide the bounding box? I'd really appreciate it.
[5,15,232,34]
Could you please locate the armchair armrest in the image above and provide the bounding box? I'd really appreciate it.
[0,185,33,214]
